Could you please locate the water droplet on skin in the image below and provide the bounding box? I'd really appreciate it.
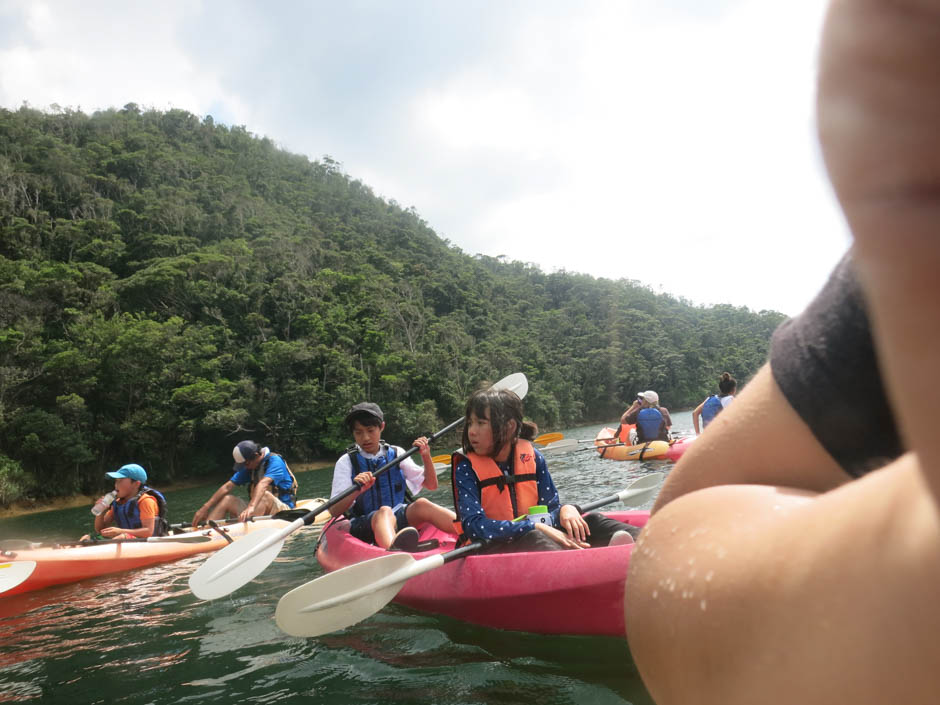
[687,557,695,566]
[652,590,658,599]
[700,600,707,611]
[716,547,727,559]
[705,570,714,582]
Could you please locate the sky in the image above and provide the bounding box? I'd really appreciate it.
[0,0,848,316]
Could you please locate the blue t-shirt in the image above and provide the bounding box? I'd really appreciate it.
[453,448,561,542]
[230,450,295,506]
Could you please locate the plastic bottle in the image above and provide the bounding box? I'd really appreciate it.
[91,491,117,516]
[527,505,551,526]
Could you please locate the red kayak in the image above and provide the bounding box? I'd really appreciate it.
[315,510,650,636]
[664,436,694,461]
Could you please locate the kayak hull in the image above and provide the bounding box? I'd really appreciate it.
[316,510,650,636]
[594,427,669,460]
[664,436,694,461]
[595,427,694,462]
[0,498,328,599]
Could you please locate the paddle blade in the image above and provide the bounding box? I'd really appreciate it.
[276,553,419,637]
[533,432,564,446]
[542,438,579,453]
[493,372,528,399]
[0,561,36,596]
[431,454,451,465]
[617,472,664,505]
[189,527,286,600]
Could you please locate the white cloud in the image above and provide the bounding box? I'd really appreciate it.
[0,0,845,315]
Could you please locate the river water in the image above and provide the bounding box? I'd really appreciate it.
[0,414,694,705]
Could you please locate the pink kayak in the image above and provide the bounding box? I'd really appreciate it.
[315,510,650,636]
[664,436,694,461]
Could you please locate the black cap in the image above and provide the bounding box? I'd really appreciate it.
[233,440,260,464]
[344,402,384,427]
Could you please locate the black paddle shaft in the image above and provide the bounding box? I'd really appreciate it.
[298,416,466,527]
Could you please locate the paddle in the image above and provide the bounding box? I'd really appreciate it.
[543,439,633,454]
[0,561,36,596]
[189,372,529,600]
[0,535,214,552]
[169,506,314,532]
[532,432,563,446]
[275,472,664,637]
[432,432,562,464]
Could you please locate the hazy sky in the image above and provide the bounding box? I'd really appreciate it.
[0,0,847,315]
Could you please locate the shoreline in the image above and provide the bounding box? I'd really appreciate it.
[0,459,335,519]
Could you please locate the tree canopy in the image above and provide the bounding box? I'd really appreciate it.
[0,104,786,504]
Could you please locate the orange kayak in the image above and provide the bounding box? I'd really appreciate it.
[0,498,329,599]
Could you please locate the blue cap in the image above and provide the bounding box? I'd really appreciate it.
[106,463,147,483]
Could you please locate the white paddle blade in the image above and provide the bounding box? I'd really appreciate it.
[618,472,665,506]
[0,561,36,595]
[493,372,528,399]
[189,527,286,600]
[543,439,579,453]
[276,553,422,637]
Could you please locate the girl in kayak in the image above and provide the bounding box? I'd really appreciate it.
[691,371,737,435]
[451,387,638,552]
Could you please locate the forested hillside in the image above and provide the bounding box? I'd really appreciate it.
[0,104,786,504]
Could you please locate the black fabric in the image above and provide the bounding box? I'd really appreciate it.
[475,513,638,554]
[769,251,903,476]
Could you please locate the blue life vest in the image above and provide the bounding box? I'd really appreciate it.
[347,444,410,517]
[112,486,169,536]
[702,395,724,428]
[250,452,298,507]
[636,407,666,442]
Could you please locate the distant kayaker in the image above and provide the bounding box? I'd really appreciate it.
[328,402,456,551]
[192,441,298,526]
[625,2,940,702]
[691,372,737,435]
[451,386,638,552]
[84,463,168,540]
[619,390,672,443]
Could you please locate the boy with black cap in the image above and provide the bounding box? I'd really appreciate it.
[329,402,456,551]
[192,440,298,526]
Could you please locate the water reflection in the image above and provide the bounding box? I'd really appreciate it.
[0,420,675,705]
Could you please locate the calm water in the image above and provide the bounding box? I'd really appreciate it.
[0,415,694,705]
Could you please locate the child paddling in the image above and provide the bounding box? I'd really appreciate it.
[451,386,638,552]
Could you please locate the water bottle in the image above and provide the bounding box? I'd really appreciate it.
[91,491,117,516]
[527,505,552,526]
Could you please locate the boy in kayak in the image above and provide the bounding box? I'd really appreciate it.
[86,463,168,539]
[329,402,456,551]
[452,387,638,552]
[191,441,298,526]
[619,390,672,443]
[625,2,940,703]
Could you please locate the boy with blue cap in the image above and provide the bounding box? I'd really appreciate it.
[88,463,168,539]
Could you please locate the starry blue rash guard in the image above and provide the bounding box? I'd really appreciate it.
[229,450,297,507]
[453,447,562,543]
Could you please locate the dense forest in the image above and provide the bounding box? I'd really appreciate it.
[0,104,786,505]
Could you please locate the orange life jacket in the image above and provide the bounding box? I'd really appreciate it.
[450,439,540,541]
